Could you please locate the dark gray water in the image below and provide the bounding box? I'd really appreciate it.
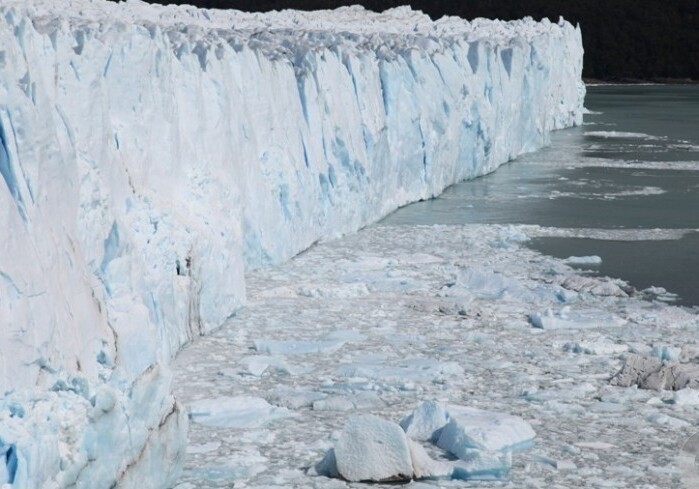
[382,85,699,306]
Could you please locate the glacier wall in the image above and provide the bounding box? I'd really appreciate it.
[0,0,584,487]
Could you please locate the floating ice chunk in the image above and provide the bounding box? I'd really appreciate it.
[186,441,221,454]
[541,400,587,416]
[521,382,597,403]
[400,399,450,442]
[563,337,628,355]
[498,226,530,243]
[253,339,345,356]
[188,397,294,428]
[312,397,356,412]
[562,255,602,265]
[310,448,341,479]
[256,286,298,298]
[672,388,699,406]
[186,451,268,481]
[529,307,626,330]
[333,415,414,482]
[324,330,368,343]
[575,441,616,450]
[436,405,535,454]
[450,449,512,480]
[297,283,370,298]
[557,275,629,297]
[239,355,307,376]
[266,388,326,409]
[611,354,699,391]
[611,354,663,388]
[448,267,555,303]
[645,412,690,428]
[532,454,577,471]
[313,392,384,412]
[336,358,463,383]
[584,131,663,140]
[642,286,679,303]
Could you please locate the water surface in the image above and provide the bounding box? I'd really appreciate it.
[382,85,699,306]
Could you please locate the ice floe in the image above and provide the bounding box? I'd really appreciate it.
[188,397,295,428]
[584,131,664,140]
[529,307,626,329]
[253,339,346,356]
[562,255,603,265]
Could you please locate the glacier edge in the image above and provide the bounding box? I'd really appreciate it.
[0,1,583,487]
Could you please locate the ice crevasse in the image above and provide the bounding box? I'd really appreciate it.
[0,0,584,487]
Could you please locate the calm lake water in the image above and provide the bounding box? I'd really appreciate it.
[382,85,699,307]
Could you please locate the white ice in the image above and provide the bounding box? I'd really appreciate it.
[254,339,346,356]
[436,405,536,453]
[400,400,450,442]
[562,255,603,265]
[0,0,586,486]
[171,224,699,488]
[188,396,295,428]
[333,415,414,482]
[584,131,664,140]
[529,307,627,329]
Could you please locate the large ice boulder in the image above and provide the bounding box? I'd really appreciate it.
[334,415,414,482]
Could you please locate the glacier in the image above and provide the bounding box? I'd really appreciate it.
[0,0,583,487]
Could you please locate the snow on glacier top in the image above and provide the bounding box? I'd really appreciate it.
[7,0,576,59]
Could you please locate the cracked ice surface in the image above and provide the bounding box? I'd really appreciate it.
[173,224,699,488]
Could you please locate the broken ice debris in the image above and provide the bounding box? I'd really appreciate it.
[313,401,534,482]
[239,355,307,376]
[611,354,699,391]
[253,339,345,355]
[188,396,295,428]
[529,307,626,330]
[563,337,628,355]
[672,388,699,406]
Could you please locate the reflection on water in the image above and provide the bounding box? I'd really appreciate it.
[381,85,699,306]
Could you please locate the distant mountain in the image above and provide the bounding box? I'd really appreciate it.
[118,0,699,82]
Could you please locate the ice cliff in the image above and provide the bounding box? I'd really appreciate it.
[0,0,584,486]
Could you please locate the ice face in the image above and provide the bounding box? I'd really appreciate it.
[0,0,583,486]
